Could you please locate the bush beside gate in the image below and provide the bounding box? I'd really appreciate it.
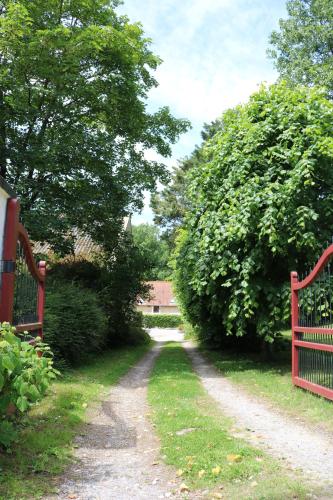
[0,323,58,448]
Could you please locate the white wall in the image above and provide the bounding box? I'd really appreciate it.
[136,304,181,315]
[0,188,9,259]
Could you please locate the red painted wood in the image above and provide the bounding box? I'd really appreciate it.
[0,198,19,322]
[37,261,46,339]
[290,271,299,379]
[294,340,333,353]
[291,245,333,400]
[15,322,42,333]
[17,223,45,282]
[294,326,333,334]
[0,197,46,339]
[293,376,333,401]
[294,244,333,290]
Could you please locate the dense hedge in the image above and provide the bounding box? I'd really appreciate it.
[44,279,108,365]
[143,314,182,328]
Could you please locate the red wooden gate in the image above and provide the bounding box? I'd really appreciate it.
[291,245,333,400]
[0,194,46,339]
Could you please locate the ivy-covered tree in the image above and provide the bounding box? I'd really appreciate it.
[269,0,333,95]
[174,83,333,348]
[0,0,189,253]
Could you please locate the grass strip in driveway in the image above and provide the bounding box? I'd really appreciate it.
[0,343,151,499]
[201,339,333,433]
[148,342,318,499]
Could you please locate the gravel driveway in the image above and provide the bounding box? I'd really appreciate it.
[184,340,333,488]
[53,341,183,500]
[52,329,333,498]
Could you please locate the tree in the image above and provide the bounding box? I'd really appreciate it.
[150,158,192,244]
[132,223,170,280]
[0,0,189,253]
[174,82,333,348]
[151,120,222,245]
[269,0,333,95]
[48,229,151,347]
[100,230,151,345]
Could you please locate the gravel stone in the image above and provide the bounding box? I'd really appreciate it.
[184,340,333,486]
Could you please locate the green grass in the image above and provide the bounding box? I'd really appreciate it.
[148,342,317,499]
[0,343,151,499]
[201,336,333,433]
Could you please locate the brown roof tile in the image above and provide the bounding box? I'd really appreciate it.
[33,217,132,259]
[141,281,176,306]
[32,228,100,259]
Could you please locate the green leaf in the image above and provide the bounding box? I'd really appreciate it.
[2,355,15,372]
[16,396,29,413]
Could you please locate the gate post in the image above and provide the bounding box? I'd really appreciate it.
[290,271,299,382]
[37,261,46,339]
[0,198,19,322]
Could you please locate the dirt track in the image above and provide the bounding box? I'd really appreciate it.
[53,342,183,500]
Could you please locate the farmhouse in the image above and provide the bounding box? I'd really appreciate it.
[137,280,180,315]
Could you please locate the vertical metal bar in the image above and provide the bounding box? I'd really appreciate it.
[318,275,321,328]
[328,262,332,328]
[291,271,299,381]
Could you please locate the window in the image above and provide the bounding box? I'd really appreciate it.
[153,305,160,313]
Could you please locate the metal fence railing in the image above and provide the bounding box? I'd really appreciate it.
[291,245,333,401]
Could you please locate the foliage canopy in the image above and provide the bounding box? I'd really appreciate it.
[0,0,189,253]
[46,229,150,352]
[269,0,333,95]
[174,83,333,345]
[132,223,170,280]
[151,120,222,245]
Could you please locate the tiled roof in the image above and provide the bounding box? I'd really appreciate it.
[32,217,132,259]
[141,281,176,306]
[32,228,100,259]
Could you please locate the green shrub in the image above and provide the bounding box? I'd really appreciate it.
[48,234,151,348]
[175,82,333,347]
[49,260,102,291]
[142,314,182,328]
[180,322,199,340]
[99,234,151,346]
[0,323,58,449]
[44,280,108,365]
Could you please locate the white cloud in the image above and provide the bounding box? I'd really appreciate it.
[119,0,287,222]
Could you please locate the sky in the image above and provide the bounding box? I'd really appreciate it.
[118,0,288,224]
